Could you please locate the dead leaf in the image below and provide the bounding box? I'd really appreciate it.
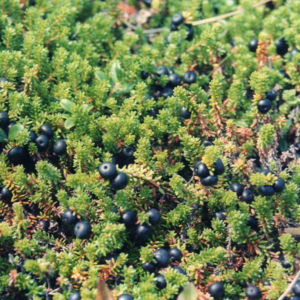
[96,280,113,300]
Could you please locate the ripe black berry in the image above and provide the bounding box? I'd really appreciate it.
[122,145,135,158]
[29,130,37,142]
[208,282,225,298]
[117,294,133,300]
[146,208,161,225]
[69,292,81,300]
[8,147,25,165]
[37,220,50,232]
[156,66,168,76]
[266,90,277,101]
[0,111,9,128]
[290,48,299,60]
[275,38,289,56]
[201,175,218,186]
[1,186,13,202]
[168,73,181,87]
[98,162,117,180]
[241,189,254,204]
[214,210,226,221]
[7,122,16,132]
[291,296,300,300]
[180,106,191,119]
[141,71,149,80]
[292,281,300,296]
[155,274,167,289]
[153,248,170,268]
[62,209,78,225]
[186,26,194,41]
[136,224,153,242]
[39,124,54,138]
[74,221,92,239]
[258,185,275,196]
[35,134,49,150]
[170,23,178,31]
[110,172,129,190]
[183,71,197,84]
[257,99,271,114]
[247,216,258,230]
[203,140,213,148]
[53,139,67,155]
[172,13,184,26]
[245,285,261,300]
[142,262,156,273]
[173,266,186,274]
[121,210,137,228]
[214,159,225,175]
[169,248,182,262]
[261,169,271,176]
[229,182,244,196]
[194,162,209,178]
[273,177,285,193]
[248,38,258,52]
[162,87,173,98]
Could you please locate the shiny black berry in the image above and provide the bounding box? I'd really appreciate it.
[141,71,149,80]
[146,208,161,225]
[69,292,81,300]
[180,106,191,119]
[0,111,9,128]
[257,99,271,114]
[261,169,271,176]
[208,282,225,298]
[245,285,261,300]
[273,177,285,193]
[143,0,151,7]
[170,23,178,31]
[241,189,254,204]
[169,248,182,262]
[214,210,226,221]
[37,220,50,232]
[1,186,13,202]
[186,26,194,41]
[194,162,209,178]
[98,162,117,180]
[53,139,67,155]
[117,294,133,300]
[121,210,137,228]
[275,38,289,56]
[248,38,258,52]
[183,71,197,84]
[122,145,135,158]
[136,224,152,242]
[291,296,300,300]
[29,130,37,142]
[292,281,300,296]
[168,73,181,87]
[35,134,49,150]
[258,185,275,196]
[229,182,244,197]
[162,87,173,98]
[156,66,168,76]
[110,172,129,190]
[214,159,225,175]
[39,124,54,138]
[203,140,213,148]
[247,216,258,231]
[142,262,156,273]
[201,175,218,186]
[155,274,167,289]
[173,266,186,274]
[172,13,184,26]
[153,248,170,268]
[62,209,78,225]
[74,221,92,239]
[8,147,25,165]
[266,90,277,101]
[7,122,16,132]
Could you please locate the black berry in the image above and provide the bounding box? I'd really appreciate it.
[214,210,226,221]
[0,111,9,128]
[292,281,300,296]
[247,216,259,231]
[258,185,276,196]
[62,209,78,225]
[136,224,152,242]
[266,90,277,101]
[141,71,149,80]
[143,0,151,7]
[201,175,218,186]
[8,147,26,165]
[229,182,244,196]
[69,292,81,300]
[172,13,184,26]
[162,87,173,98]
[39,124,54,139]
[110,172,129,190]
[7,122,16,132]
[245,285,261,300]
[186,26,194,41]
[194,162,209,178]
[156,66,168,76]
[74,221,92,239]
[214,159,225,175]
[146,208,161,225]
[117,294,133,300]
[183,71,197,84]
[261,169,271,176]
[257,99,271,114]
[203,140,213,148]
[29,130,37,142]
[275,38,289,56]
[121,210,137,228]
[153,248,170,268]
[168,73,181,87]
[241,189,254,204]
[53,139,67,155]
[122,145,135,158]
[170,23,178,31]
[98,162,117,180]
[273,177,285,193]
[35,134,49,151]
[290,48,299,60]
[1,186,13,202]
[248,38,258,52]
[155,274,167,289]
[208,282,225,298]
[169,248,182,262]
[173,266,186,274]
[37,220,50,232]
[142,262,156,273]
[180,106,191,119]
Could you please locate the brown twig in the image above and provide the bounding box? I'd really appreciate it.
[278,268,300,300]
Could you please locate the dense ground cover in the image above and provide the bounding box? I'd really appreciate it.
[1,0,300,299]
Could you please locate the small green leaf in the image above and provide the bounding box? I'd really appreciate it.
[8,124,24,141]
[0,128,7,142]
[110,60,124,83]
[60,99,74,112]
[177,282,198,300]
[64,119,75,129]
[95,70,110,82]
[112,83,133,96]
